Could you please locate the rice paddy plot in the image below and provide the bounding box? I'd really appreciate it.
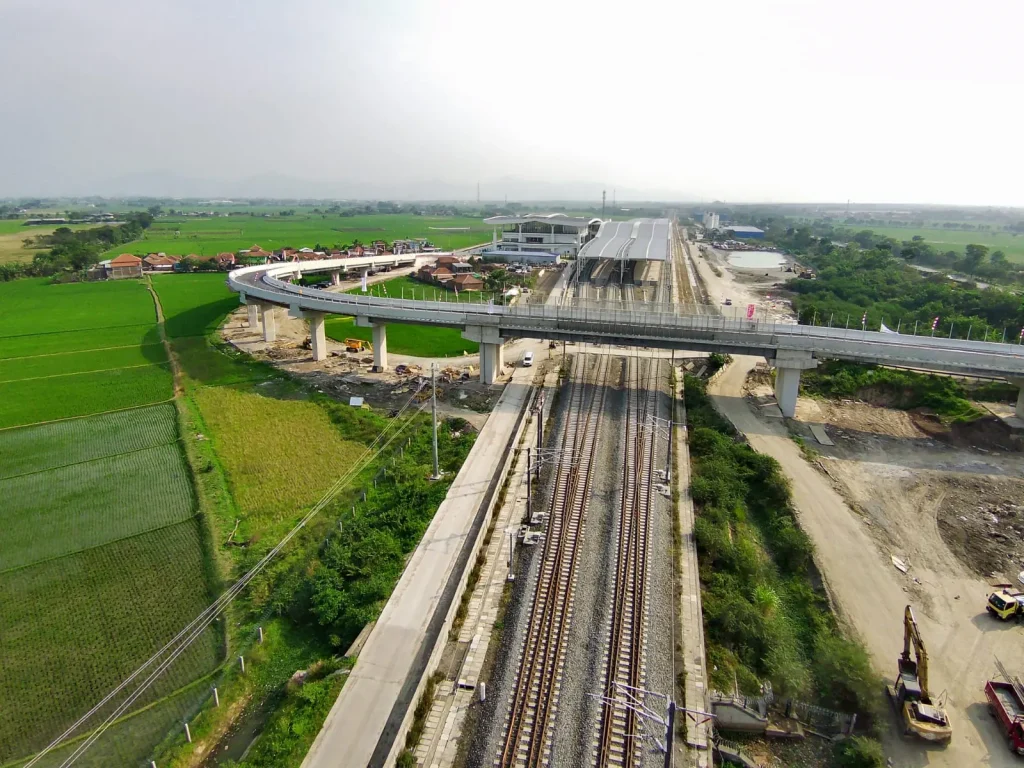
[173,336,278,387]
[105,213,491,257]
[9,681,213,768]
[0,442,196,571]
[0,363,174,429]
[0,519,221,764]
[193,385,367,537]
[0,278,157,338]
[0,403,179,481]
[0,324,158,360]
[152,273,239,338]
[0,343,166,383]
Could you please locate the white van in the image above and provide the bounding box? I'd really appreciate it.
[522,351,534,367]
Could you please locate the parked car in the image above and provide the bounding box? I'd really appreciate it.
[522,351,534,367]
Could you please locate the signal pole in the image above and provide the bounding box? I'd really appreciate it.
[431,363,440,479]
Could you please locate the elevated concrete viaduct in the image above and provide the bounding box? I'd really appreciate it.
[229,259,1024,418]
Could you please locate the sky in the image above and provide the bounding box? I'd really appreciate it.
[0,0,1022,205]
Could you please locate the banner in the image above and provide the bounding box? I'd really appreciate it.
[880,322,898,334]
[746,303,756,320]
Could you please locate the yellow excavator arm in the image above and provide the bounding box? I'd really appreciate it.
[903,606,930,698]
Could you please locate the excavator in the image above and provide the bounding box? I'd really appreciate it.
[886,605,953,743]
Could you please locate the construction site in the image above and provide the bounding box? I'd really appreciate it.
[216,220,1024,768]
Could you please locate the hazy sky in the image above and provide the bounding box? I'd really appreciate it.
[1,0,1022,204]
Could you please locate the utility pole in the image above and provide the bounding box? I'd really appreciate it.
[431,363,440,479]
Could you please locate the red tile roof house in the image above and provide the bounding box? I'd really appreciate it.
[431,266,454,284]
[435,255,458,267]
[143,254,179,271]
[452,273,484,292]
[215,252,237,269]
[107,253,143,279]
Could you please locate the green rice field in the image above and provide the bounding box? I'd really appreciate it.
[0,403,179,480]
[0,363,174,428]
[0,343,166,382]
[1,442,196,571]
[152,273,239,338]
[0,324,158,359]
[0,278,157,337]
[0,277,222,767]
[0,519,220,762]
[104,213,491,258]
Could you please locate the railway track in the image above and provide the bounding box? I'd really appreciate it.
[496,354,610,768]
[594,356,660,767]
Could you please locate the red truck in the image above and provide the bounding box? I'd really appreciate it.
[985,680,1024,755]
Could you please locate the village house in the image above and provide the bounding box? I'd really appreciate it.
[452,273,484,292]
[215,252,236,269]
[104,254,144,279]
[142,253,179,272]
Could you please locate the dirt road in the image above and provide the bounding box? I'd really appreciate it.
[689,236,1024,767]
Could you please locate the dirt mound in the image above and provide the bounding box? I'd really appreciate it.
[948,415,1023,452]
[936,475,1024,580]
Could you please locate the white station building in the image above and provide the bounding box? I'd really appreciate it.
[483,213,602,259]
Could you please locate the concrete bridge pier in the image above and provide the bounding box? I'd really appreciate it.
[463,325,504,385]
[289,306,329,361]
[770,350,818,418]
[259,303,277,342]
[356,317,388,371]
[246,303,260,328]
[1012,378,1024,418]
[331,271,341,287]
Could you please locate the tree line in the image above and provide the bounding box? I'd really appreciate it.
[0,212,154,282]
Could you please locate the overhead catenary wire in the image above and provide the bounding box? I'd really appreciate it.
[26,381,431,768]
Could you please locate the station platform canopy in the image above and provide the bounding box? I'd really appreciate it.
[578,218,670,262]
[483,213,600,230]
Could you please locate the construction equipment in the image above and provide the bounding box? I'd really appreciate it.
[886,605,952,743]
[987,588,1024,621]
[344,338,372,353]
[986,658,1024,755]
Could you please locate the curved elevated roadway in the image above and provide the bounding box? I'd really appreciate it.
[229,258,1024,418]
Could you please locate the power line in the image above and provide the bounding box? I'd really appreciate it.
[27,383,430,767]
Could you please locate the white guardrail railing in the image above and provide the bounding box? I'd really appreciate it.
[228,261,1024,378]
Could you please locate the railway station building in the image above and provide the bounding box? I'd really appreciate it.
[483,213,601,258]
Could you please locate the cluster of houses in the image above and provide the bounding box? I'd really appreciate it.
[92,238,442,280]
[416,255,484,292]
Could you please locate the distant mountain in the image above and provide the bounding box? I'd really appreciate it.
[86,170,697,203]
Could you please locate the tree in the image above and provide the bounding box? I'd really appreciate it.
[962,243,989,275]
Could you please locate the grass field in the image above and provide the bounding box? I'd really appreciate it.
[192,385,367,537]
[327,275,481,356]
[103,213,491,258]
[839,225,1024,263]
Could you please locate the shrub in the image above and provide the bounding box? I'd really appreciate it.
[832,736,884,768]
